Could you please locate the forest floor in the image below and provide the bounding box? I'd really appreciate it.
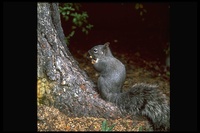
[38,50,170,131]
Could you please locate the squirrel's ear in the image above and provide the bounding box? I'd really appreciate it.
[104,42,110,47]
[103,42,113,56]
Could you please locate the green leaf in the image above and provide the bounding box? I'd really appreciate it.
[143,9,147,13]
[101,120,107,131]
[139,126,143,131]
[140,11,143,16]
[70,12,78,17]
[61,12,66,16]
[72,18,77,24]
[66,11,70,15]
[101,120,115,131]
[86,24,94,29]
[82,12,88,18]
[69,31,75,37]
[139,4,143,8]
[64,16,69,21]
[72,26,77,29]
[82,27,86,32]
[77,21,83,27]
[166,71,170,76]
[107,123,116,131]
[135,3,140,10]
[64,37,69,45]
[74,3,81,10]
[62,6,68,10]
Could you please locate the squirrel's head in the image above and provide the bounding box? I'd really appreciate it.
[88,42,112,64]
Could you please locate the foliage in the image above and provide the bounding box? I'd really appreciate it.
[135,3,147,21]
[138,126,143,131]
[138,125,153,131]
[101,120,116,131]
[59,3,93,44]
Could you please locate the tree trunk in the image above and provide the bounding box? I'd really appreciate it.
[37,2,123,121]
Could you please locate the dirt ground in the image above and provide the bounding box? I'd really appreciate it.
[37,50,170,131]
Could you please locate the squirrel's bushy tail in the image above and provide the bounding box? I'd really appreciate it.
[108,83,170,131]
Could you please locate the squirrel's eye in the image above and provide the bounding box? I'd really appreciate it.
[93,49,98,53]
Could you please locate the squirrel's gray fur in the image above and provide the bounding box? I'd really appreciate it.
[88,42,170,131]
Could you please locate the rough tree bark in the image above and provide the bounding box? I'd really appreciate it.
[37,2,124,123]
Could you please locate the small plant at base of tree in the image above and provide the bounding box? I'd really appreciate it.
[101,120,116,131]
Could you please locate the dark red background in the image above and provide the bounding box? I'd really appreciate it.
[61,3,170,64]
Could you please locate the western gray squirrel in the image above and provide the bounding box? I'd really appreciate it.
[88,42,170,131]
